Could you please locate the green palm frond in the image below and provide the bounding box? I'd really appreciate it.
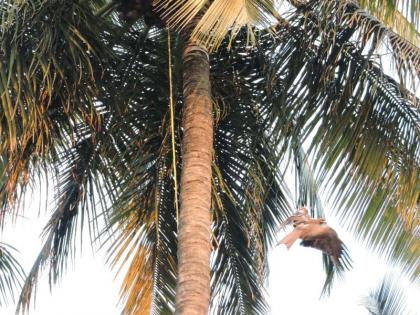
[0,3,124,309]
[356,0,419,41]
[284,1,419,89]
[16,135,104,314]
[99,27,179,314]
[263,8,419,278]
[338,1,420,84]
[355,203,420,277]
[362,274,410,315]
[102,25,295,314]
[16,119,119,313]
[104,116,178,315]
[0,243,25,307]
[106,156,178,314]
[0,0,114,214]
[209,37,293,314]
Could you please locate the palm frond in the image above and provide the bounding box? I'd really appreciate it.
[292,147,352,297]
[260,9,419,277]
[155,0,276,50]
[16,136,102,314]
[104,120,178,315]
[0,0,114,215]
[362,274,410,315]
[209,38,293,314]
[0,243,25,307]
[339,1,420,84]
[284,0,419,90]
[356,0,419,41]
[99,27,179,314]
[106,158,178,315]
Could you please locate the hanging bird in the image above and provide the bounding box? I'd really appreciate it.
[277,207,346,266]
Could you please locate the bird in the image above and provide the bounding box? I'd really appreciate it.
[277,207,346,266]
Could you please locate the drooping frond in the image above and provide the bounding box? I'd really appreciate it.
[284,0,420,90]
[100,27,179,314]
[262,5,419,278]
[362,274,410,315]
[106,158,178,315]
[16,135,105,314]
[356,0,420,42]
[338,1,420,84]
[104,120,179,315]
[292,147,352,297]
[293,148,325,217]
[209,36,293,315]
[0,243,25,307]
[0,2,122,312]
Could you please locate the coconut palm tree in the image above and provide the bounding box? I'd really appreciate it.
[0,0,418,314]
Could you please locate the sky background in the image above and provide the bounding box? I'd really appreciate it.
[1,199,419,315]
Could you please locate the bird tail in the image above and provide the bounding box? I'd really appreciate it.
[277,229,300,249]
[300,239,314,248]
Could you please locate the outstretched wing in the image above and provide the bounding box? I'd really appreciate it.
[277,228,303,249]
[300,228,344,265]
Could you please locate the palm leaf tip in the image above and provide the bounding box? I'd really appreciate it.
[0,243,25,307]
[362,274,410,315]
[355,0,420,44]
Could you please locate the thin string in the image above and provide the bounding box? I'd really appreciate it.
[167,28,180,230]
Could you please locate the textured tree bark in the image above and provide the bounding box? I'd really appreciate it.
[175,36,213,315]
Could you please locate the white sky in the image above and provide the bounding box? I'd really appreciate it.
[1,199,419,315]
[269,217,420,315]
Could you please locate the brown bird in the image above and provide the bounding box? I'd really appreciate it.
[277,207,345,266]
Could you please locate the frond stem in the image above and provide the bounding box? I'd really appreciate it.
[167,28,180,230]
[95,0,118,17]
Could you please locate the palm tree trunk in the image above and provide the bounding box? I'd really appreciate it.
[175,36,213,314]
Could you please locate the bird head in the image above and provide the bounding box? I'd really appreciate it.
[294,207,309,216]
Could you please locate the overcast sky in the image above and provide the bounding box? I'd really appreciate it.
[2,202,419,315]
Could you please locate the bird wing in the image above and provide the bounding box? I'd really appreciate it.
[277,228,302,249]
[300,227,344,264]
